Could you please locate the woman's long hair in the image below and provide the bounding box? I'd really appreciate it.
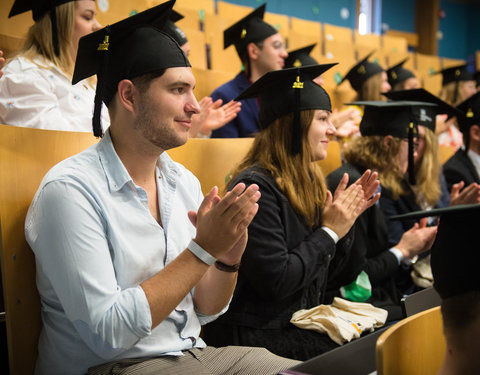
[18,2,76,76]
[343,135,407,199]
[356,72,385,101]
[439,81,469,107]
[229,109,327,227]
[413,127,441,207]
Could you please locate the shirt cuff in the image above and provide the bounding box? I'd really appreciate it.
[389,247,403,265]
[321,226,339,244]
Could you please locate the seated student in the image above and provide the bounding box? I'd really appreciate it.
[0,0,110,132]
[443,91,480,192]
[203,64,381,360]
[163,10,242,138]
[26,4,300,374]
[381,89,480,246]
[386,58,419,91]
[326,101,438,320]
[284,44,359,139]
[392,203,480,375]
[210,4,288,138]
[430,205,480,375]
[436,64,477,149]
[339,52,391,103]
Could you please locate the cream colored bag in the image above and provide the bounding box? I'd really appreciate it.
[411,254,434,288]
[290,297,388,345]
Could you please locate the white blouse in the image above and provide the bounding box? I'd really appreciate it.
[0,56,109,132]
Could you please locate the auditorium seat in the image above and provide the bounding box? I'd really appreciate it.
[0,125,98,375]
[376,306,445,375]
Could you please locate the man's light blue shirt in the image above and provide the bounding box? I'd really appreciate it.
[25,130,225,375]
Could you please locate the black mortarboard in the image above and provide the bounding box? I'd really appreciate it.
[163,10,188,47]
[284,44,318,69]
[435,64,473,86]
[456,91,480,150]
[339,52,384,92]
[350,100,437,184]
[72,1,190,137]
[8,0,89,56]
[474,71,480,88]
[386,58,415,88]
[236,64,337,155]
[223,4,278,60]
[383,88,462,132]
[389,203,480,299]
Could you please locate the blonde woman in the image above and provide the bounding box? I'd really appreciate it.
[437,64,476,149]
[203,65,380,360]
[381,89,480,246]
[0,0,107,132]
[339,52,391,102]
[327,101,438,321]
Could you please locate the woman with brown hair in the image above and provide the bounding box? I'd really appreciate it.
[0,0,106,131]
[203,64,380,360]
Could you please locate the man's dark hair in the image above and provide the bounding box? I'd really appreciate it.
[441,290,480,332]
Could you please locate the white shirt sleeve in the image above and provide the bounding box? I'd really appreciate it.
[26,180,152,359]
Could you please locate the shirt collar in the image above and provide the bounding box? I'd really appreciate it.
[97,130,134,192]
[97,130,182,193]
[467,147,480,177]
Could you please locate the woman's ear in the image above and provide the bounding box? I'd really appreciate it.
[383,135,393,149]
[116,79,136,113]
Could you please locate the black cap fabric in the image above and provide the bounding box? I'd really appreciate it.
[383,88,462,132]
[72,0,190,137]
[236,64,336,154]
[163,10,188,47]
[223,4,278,59]
[456,91,480,142]
[284,44,318,69]
[350,100,436,138]
[350,100,437,184]
[339,52,384,92]
[8,0,77,20]
[474,71,480,87]
[435,64,473,86]
[389,203,480,299]
[386,58,415,88]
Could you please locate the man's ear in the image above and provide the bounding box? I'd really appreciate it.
[247,42,260,61]
[117,79,136,113]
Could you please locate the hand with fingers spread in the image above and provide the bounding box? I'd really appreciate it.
[188,183,260,261]
[449,181,480,205]
[190,97,242,137]
[322,173,366,239]
[395,217,438,259]
[352,169,381,212]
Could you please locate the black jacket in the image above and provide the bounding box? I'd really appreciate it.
[443,148,480,192]
[203,167,353,359]
[326,163,403,319]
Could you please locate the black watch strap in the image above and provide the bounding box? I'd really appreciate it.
[214,260,241,272]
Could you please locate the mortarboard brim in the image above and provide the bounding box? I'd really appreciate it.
[389,203,480,221]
